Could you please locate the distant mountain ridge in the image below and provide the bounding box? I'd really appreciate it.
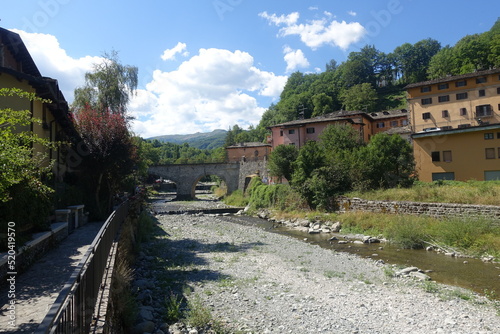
[147,129,227,149]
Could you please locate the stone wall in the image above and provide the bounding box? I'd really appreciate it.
[238,159,269,191]
[0,222,68,286]
[336,197,500,223]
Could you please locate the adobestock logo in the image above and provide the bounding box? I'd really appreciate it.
[21,0,71,33]
[354,0,408,49]
[213,0,243,21]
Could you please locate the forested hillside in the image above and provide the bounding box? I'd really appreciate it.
[224,18,500,146]
[148,129,227,149]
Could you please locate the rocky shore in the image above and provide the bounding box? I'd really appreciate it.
[132,199,500,333]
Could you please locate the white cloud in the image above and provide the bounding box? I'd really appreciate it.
[348,10,357,17]
[283,46,310,72]
[10,29,102,102]
[308,6,318,11]
[161,42,189,61]
[258,11,300,26]
[10,30,287,138]
[130,48,287,137]
[260,12,366,50]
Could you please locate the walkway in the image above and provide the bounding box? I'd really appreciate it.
[0,222,103,333]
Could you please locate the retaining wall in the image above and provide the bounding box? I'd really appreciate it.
[337,197,500,223]
[0,223,68,285]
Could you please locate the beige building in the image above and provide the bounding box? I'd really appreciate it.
[406,69,500,181]
[406,68,500,132]
[0,27,77,182]
[226,142,271,162]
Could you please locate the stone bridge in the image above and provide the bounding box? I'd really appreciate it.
[148,161,269,200]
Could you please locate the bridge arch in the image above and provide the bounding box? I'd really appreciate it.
[149,163,241,200]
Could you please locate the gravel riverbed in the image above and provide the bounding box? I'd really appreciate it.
[133,199,500,334]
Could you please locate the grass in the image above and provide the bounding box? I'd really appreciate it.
[346,180,500,206]
[337,211,500,258]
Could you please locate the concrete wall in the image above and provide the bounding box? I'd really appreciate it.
[337,197,500,223]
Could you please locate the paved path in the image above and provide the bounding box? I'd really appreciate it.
[0,222,103,333]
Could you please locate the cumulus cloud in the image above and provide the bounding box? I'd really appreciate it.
[283,46,310,72]
[10,29,102,102]
[258,11,300,26]
[259,11,366,50]
[161,42,189,61]
[130,48,288,137]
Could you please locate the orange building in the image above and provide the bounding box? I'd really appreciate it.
[267,109,409,149]
[226,142,271,162]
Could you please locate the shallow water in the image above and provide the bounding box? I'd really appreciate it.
[227,215,500,299]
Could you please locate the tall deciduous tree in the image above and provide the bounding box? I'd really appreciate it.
[73,51,138,115]
[268,144,299,183]
[340,83,378,111]
[72,52,139,218]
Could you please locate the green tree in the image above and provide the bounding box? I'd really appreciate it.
[72,53,139,218]
[268,144,299,182]
[0,88,55,233]
[354,133,415,190]
[73,51,138,114]
[340,83,378,111]
[311,93,334,117]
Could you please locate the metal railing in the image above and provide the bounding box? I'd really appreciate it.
[35,201,129,334]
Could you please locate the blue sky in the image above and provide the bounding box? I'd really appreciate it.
[3,0,500,137]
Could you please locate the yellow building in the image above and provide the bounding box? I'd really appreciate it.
[406,69,500,181]
[413,124,500,181]
[0,27,78,182]
[406,69,500,132]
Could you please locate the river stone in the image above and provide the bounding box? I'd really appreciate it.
[397,267,419,276]
[308,228,320,234]
[134,320,155,334]
[140,306,154,321]
[331,221,342,232]
[409,271,431,281]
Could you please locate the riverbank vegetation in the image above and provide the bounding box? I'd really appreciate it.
[345,180,500,206]
[222,174,500,260]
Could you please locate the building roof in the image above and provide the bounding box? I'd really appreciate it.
[0,27,78,139]
[268,109,408,128]
[0,27,41,77]
[404,68,500,89]
[411,123,500,139]
[227,142,271,148]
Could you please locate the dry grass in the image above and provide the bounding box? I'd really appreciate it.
[346,180,500,206]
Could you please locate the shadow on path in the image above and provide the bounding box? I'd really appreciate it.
[0,222,103,333]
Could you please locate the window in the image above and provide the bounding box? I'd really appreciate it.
[441,126,453,130]
[455,80,467,87]
[421,98,432,105]
[476,105,492,117]
[421,86,431,93]
[460,108,467,116]
[497,132,500,139]
[485,170,500,181]
[497,87,500,94]
[476,77,487,84]
[280,130,283,136]
[485,133,494,140]
[401,119,408,126]
[288,129,295,134]
[390,120,398,127]
[431,151,440,162]
[485,148,495,159]
[438,95,450,102]
[458,124,471,128]
[438,83,449,90]
[456,92,468,100]
[479,89,486,97]
[432,172,455,181]
[443,150,452,162]
[442,110,449,117]
[422,112,431,120]
[376,122,385,128]
[306,127,315,134]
